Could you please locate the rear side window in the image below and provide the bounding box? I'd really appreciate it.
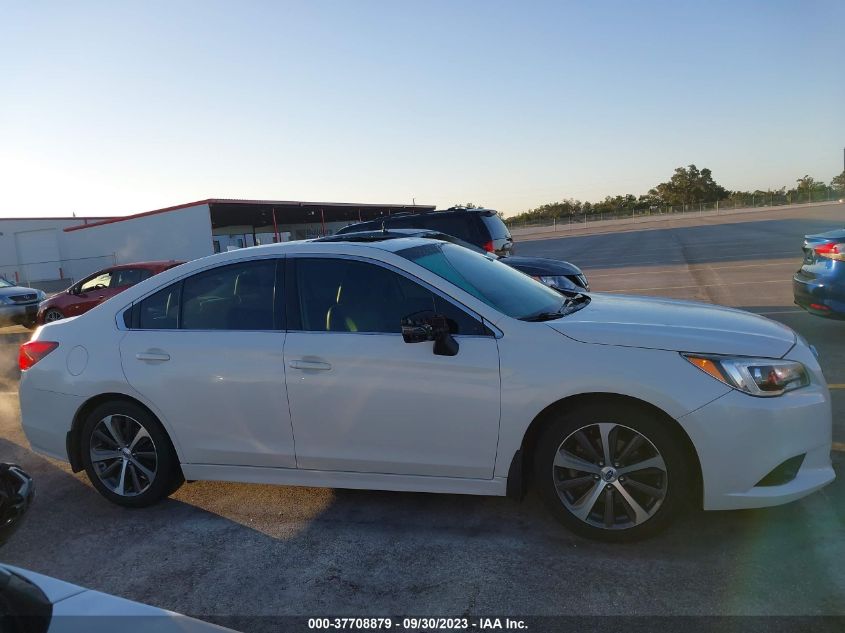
[480,213,511,240]
[181,260,277,330]
[423,215,477,243]
[138,285,181,330]
[112,268,151,288]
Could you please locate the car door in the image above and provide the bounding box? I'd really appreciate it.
[68,271,113,316]
[119,257,296,468]
[284,255,501,479]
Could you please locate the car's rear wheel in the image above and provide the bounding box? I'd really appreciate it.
[80,400,183,507]
[534,401,689,542]
[43,309,64,323]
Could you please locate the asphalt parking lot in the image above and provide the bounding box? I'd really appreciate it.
[1,203,843,628]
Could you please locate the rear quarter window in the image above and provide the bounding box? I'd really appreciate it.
[480,214,511,240]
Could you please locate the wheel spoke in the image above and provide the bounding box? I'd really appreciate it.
[128,457,155,482]
[93,428,119,449]
[624,478,666,500]
[91,449,122,463]
[133,451,157,460]
[597,423,616,466]
[128,426,150,451]
[128,462,143,492]
[569,480,605,521]
[613,480,650,524]
[102,416,125,447]
[555,474,595,491]
[573,431,602,464]
[616,433,644,466]
[100,459,121,478]
[603,487,615,528]
[554,449,601,474]
[617,454,666,476]
[115,460,128,496]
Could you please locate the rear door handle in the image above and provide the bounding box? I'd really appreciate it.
[288,359,332,371]
[136,351,170,362]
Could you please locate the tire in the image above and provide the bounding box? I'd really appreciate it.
[43,309,64,323]
[534,401,690,542]
[80,400,183,507]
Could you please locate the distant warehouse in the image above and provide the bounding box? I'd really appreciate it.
[0,198,433,290]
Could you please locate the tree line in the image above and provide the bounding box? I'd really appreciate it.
[502,165,845,226]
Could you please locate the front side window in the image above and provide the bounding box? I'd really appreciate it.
[294,258,486,335]
[398,242,563,319]
[80,272,112,293]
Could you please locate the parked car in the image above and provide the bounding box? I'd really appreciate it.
[0,464,234,633]
[793,228,845,319]
[0,279,45,328]
[319,229,589,293]
[335,206,515,256]
[37,261,183,325]
[18,238,833,541]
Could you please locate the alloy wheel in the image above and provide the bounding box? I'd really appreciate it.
[89,414,158,497]
[552,422,667,530]
[44,310,63,323]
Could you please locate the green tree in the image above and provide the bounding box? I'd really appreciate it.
[831,170,845,195]
[795,175,817,193]
[647,165,728,205]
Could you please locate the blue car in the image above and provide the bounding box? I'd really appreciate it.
[793,228,845,319]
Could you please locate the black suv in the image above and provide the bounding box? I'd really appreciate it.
[335,207,514,256]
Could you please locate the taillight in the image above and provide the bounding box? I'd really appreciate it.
[813,242,845,261]
[19,341,59,371]
[482,240,495,253]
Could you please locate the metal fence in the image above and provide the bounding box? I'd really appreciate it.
[0,254,117,292]
[505,190,843,231]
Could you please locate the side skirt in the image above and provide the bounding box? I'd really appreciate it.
[180,464,508,496]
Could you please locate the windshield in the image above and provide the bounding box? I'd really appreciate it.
[398,242,564,319]
[0,279,12,288]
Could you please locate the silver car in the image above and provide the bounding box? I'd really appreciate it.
[0,278,45,328]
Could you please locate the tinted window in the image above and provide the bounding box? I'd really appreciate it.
[480,214,511,240]
[80,272,112,292]
[398,243,563,319]
[295,258,486,335]
[181,260,277,330]
[423,215,476,243]
[138,284,181,330]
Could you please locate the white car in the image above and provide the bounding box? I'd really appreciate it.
[17,237,835,541]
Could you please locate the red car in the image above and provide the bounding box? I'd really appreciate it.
[37,261,183,325]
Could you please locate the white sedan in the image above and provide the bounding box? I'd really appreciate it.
[18,237,835,541]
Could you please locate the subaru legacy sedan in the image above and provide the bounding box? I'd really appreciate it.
[18,238,834,541]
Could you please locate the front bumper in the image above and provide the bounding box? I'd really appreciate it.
[678,383,834,511]
[0,302,39,326]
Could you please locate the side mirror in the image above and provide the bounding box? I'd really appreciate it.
[401,314,459,357]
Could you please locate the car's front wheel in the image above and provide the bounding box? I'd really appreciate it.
[534,401,690,542]
[43,309,64,323]
[80,400,183,507]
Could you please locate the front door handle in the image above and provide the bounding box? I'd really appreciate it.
[288,359,332,371]
[136,351,170,362]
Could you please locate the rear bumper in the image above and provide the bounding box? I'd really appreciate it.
[0,303,38,327]
[793,273,845,318]
[678,385,834,511]
[18,381,84,462]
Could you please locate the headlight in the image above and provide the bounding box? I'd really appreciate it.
[538,275,579,291]
[682,353,810,397]
[36,290,46,302]
[0,296,13,305]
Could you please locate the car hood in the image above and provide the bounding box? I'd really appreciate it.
[805,228,845,244]
[545,293,796,357]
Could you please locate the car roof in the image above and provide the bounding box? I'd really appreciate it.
[109,260,184,270]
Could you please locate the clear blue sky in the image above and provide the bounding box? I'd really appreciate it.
[2,0,843,218]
